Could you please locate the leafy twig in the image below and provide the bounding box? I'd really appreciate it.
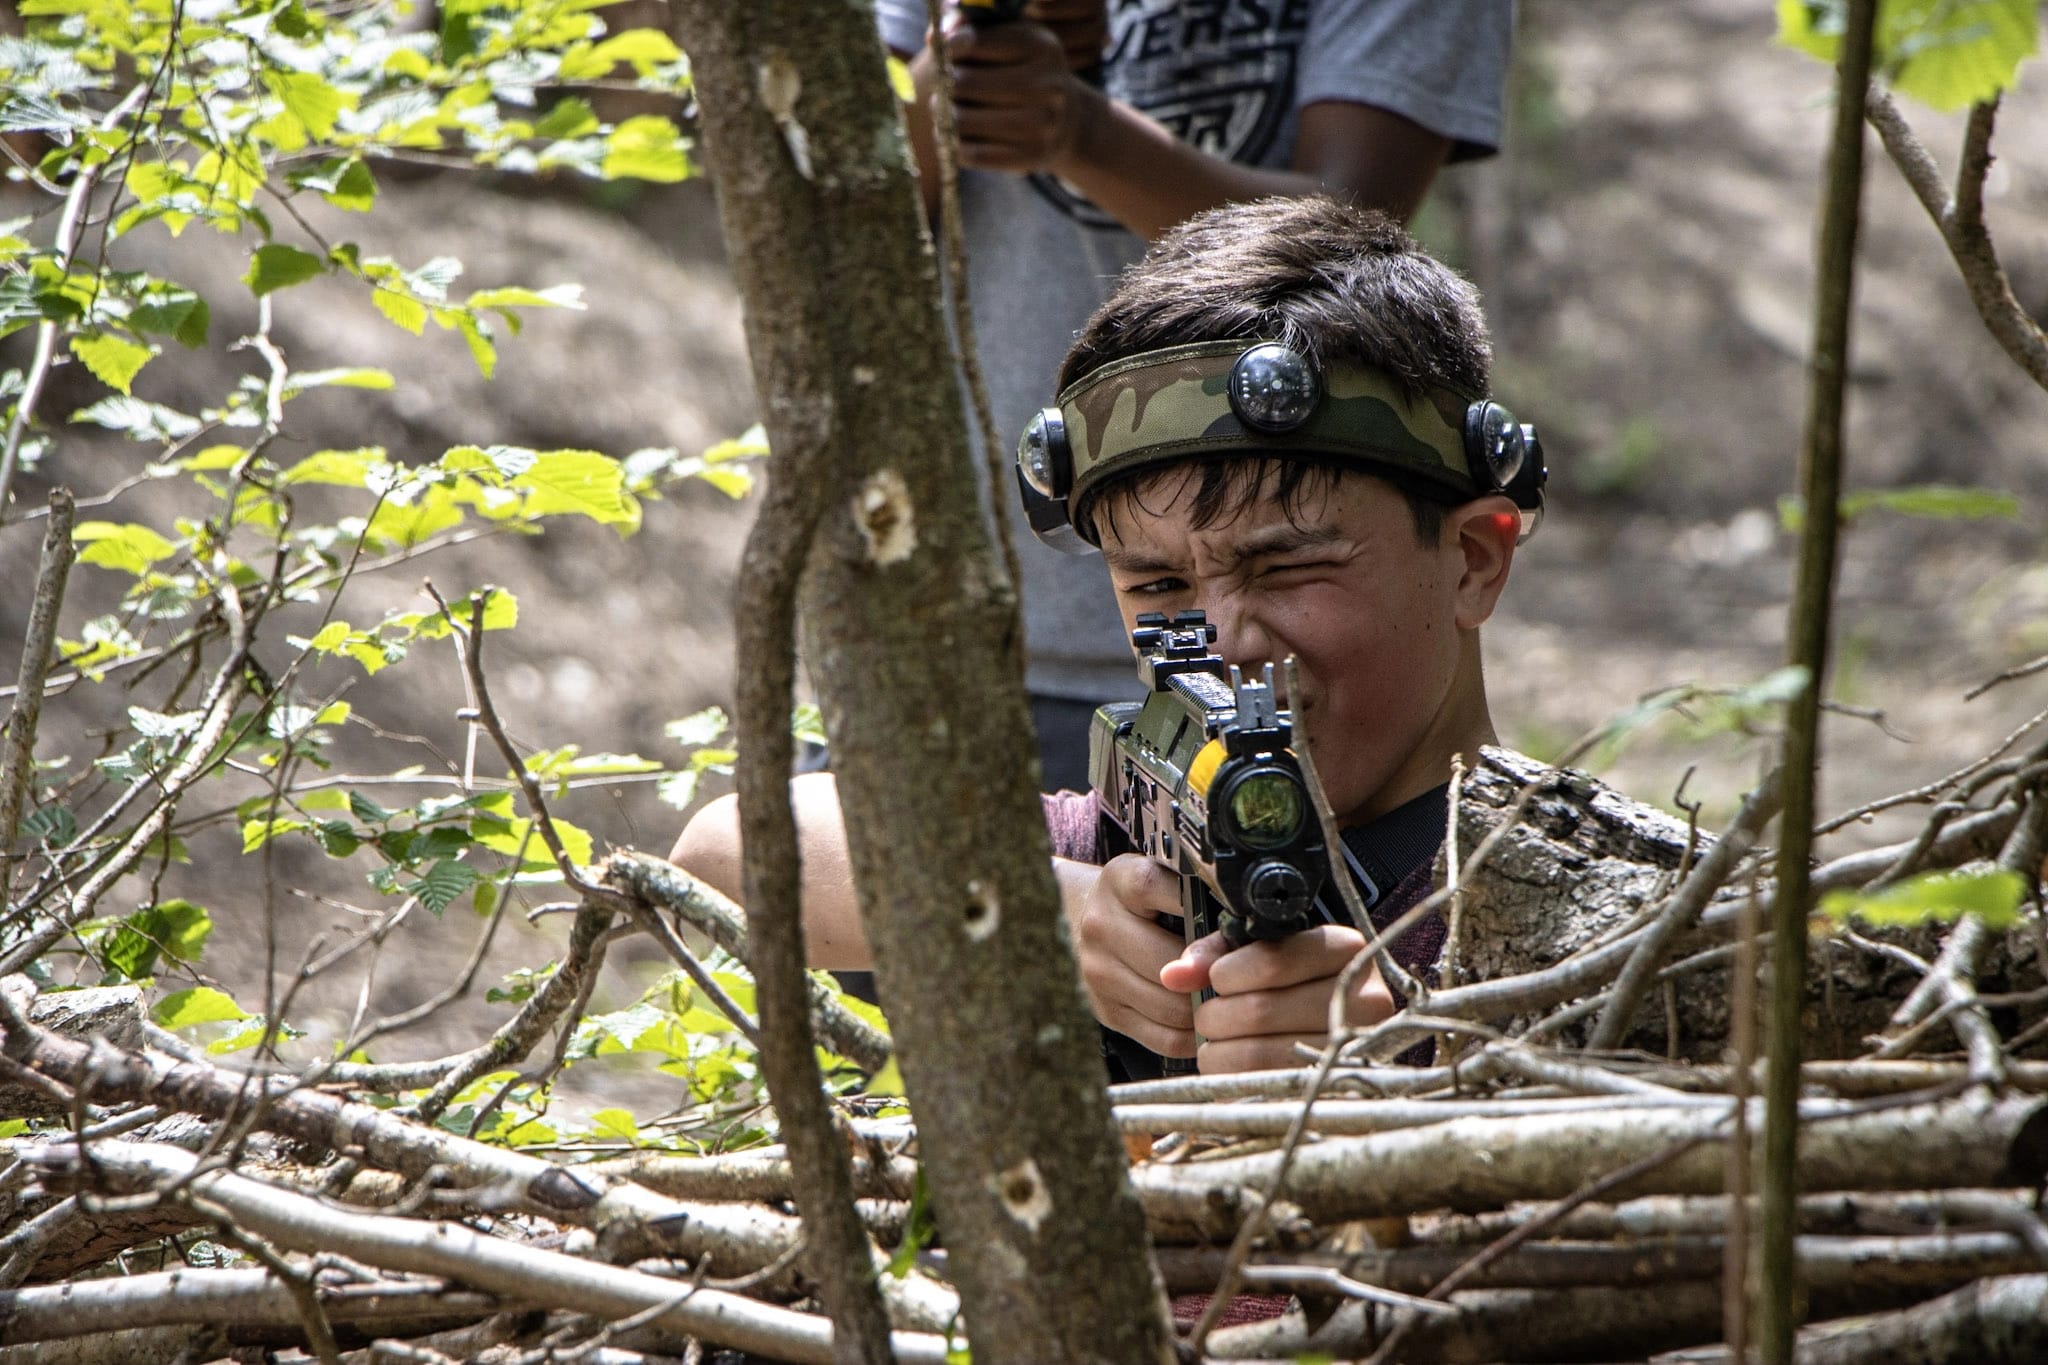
[1760,2,1879,1354]
[1,488,77,854]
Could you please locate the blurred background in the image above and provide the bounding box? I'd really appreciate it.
[3,0,2045,1097]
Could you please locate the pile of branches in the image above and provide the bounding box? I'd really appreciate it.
[2,704,2047,1364]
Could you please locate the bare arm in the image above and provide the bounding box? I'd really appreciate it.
[671,773,1105,974]
[669,774,871,970]
[941,18,1451,240]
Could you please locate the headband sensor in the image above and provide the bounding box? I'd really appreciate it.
[1015,340,1548,552]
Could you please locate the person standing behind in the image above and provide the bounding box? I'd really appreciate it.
[876,0,1515,791]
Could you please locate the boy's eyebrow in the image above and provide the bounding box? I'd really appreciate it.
[1102,522,1344,574]
[1235,522,1343,559]
[1101,547,1179,574]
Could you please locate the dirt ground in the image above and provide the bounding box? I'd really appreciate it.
[4,0,2046,1111]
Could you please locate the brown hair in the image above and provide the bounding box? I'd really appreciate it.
[1063,197,1493,545]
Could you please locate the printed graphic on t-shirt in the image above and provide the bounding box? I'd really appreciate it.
[1032,0,1307,228]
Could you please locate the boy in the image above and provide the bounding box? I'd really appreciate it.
[673,195,1538,1078]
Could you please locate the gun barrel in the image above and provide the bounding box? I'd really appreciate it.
[1090,612,1332,947]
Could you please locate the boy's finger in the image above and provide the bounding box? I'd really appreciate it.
[1158,929,1230,994]
[1099,853,1181,918]
[1205,925,1367,996]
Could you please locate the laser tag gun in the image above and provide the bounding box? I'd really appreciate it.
[958,0,1028,25]
[1091,610,1338,1019]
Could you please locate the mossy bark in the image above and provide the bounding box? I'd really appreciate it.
[669,4,1173,1361]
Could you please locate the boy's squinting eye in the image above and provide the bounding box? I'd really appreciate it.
[1120,576,1188,597]
[1259,559,1335,580]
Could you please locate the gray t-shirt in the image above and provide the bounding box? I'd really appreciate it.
[878,0,1514,701]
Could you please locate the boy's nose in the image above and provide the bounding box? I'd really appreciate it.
[1199,596,1270,677]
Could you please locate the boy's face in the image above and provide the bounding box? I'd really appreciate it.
[1095,469,1516,827]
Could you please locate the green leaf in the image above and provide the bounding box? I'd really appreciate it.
[886,55,917,103]
[244,244,327,297]
[666,706,730,748]
[106,900,213,978]
[474,814,595,869]
[373,287,428,334]
[516,450,639,528]
[534,96,598,139]
[21,804,79,847]
[131,287,210,349]
[71,395,201,441]
[416,859,480,915]
[1781,484,2024,532]
[284,447,386,487]
[328,159,377,212]
[243,817,310,852]
[887,1169,936,1278]
[265,70,353,141]
[309,622,352,652]
[284,368,396,396]
[69,332,156,395]
[1820,867,2028,930]
[349,790,393,824]
[153,986,250,1029]
[466,284,584,312]
[589,1107,640,1142]
[588,28,683,74]
[601,115,690,183]
[74,521,178,575]
[1843,484,2022,524]
[1778,0,2040,110]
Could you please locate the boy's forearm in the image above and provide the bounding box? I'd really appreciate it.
[1050,93,1450,241]
[668,775,874,971]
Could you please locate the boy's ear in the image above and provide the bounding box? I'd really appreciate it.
[1446,494,1518,631]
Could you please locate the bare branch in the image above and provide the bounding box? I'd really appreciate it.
[602,852,890,1073]
[0,488,76,857]
[20,1140,957,1365]
[1589,768,1781,1051]
[1868,90,2048,390]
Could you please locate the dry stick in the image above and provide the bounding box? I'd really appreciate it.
[1761,5,1877,1357]
[1361,1133,1719,1365]
[729,302,895,1365]
[1967,655,2048,704]
[1725,859,1767,1361]
[1440,754,1468,989]
[201,1215,347,1365]
[0,997,962,1325]
[1182,1038,1350,1358]
[601,853,891,1074]
[20,1140,956,1365]
[1186,662,1421,1356]
[1875,790,2048,1083]
[408,899,618,1126]
[0,487,76,854]
[921,0,1020,601]
[1285,660,1420,1024]
[1769,1270,2048,1365]
[1588,767,1782,1052]
[0,590,257,976]
[0,85,148,523]
[0,1268,499,1347]
[1867,91,2048,392]
[1816,703,2047,834]
[622,900,761,1047]
[1160,1230,2035,1298]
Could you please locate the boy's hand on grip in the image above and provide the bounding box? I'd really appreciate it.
[1163,926,1398,1073]
[1060,854,1197,1059]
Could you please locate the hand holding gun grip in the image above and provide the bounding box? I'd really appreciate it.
[1090,611,1338,1074]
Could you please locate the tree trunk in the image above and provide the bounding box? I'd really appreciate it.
[666,5,1173,1362]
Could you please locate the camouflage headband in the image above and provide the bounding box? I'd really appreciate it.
[1059,340,1480,534]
